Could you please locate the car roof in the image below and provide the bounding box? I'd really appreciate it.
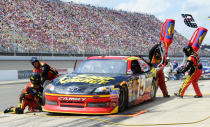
[87,56,141,60]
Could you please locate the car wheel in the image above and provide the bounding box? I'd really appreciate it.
[42,80,50,106]
[118,85,128,112]
[151,79,157,101]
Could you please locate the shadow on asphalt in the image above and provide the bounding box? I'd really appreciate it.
[42,96,176,127]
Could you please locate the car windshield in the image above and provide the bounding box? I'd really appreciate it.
[73,59,127,74]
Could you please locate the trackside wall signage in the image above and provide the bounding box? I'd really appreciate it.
[18,70,33,79]
[18,68,72,79]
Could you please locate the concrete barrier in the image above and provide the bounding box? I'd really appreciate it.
[0,70,18,81]
[0,68,74,82]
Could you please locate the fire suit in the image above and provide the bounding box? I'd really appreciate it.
[176,53,203,97]
[4,82,42,114]
[151,56,169,97]
[33,62,58,82]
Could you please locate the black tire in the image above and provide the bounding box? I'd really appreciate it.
[118,85,128,112]
[151,79,157,101]
[42,80,51,106]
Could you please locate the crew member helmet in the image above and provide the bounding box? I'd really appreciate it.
[183,45,193,56]
[30,72,41,85]
[31,57,39,65]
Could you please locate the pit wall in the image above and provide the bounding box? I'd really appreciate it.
[0,68,73,81]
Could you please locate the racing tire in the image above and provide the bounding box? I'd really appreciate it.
[151,79,157,101]
[42,80,51,106]
[118,85,128,112]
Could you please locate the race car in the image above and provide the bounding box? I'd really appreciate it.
[200,60,210,79]
[43,56,158,114]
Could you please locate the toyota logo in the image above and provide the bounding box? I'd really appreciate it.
[68,86,80,92]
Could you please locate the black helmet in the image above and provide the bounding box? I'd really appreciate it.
[30,72,41,85]
[155,48,161,55]
[183,45,193,56]
[31,57,39,65]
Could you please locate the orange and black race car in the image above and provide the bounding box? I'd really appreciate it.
[43,56,158,114]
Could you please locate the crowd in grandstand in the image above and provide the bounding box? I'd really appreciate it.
[0,0,207,56]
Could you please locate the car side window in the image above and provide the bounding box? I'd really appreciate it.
[131,60,142,74]
[138,59,150,72]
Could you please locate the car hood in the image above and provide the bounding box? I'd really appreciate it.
[47,73,130,94]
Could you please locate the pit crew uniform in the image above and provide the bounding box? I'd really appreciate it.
[31,57,58,83]
[175,46,203,98]
[149,44,170,97]
[33,62,58,82]
[4,73,42,114]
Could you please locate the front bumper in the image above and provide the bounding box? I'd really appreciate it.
[43,93,119,114]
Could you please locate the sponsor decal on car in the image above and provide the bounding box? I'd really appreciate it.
[67,86,80,92]
[138,76,146,96]
[110,88,120,98]
[58,97,86,101]
[111,101,117,108]
[59,74,115,84]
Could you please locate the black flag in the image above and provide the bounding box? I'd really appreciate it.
[181,14,198,28]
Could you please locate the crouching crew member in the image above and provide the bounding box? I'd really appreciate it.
[4,73,43,114]
[31,57,58,83]
[174,45,203,98]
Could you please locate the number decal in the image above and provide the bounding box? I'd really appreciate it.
[138,75,145,96]
[181,14,198,28]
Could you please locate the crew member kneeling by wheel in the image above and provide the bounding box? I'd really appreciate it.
[174,45,203,98]
[4,73,43,114]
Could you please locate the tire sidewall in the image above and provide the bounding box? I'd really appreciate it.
[151,79,157,100]
[118,85,128,112]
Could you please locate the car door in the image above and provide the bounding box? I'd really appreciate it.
[129,60,146,103]
[138,59,153,95]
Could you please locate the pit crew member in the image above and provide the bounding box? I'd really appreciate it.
[149,44,170,97]
[31,57,58,83]
[174,45,203,98]
[4,73,43,114]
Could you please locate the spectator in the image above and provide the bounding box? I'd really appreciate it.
[1,0,208,56]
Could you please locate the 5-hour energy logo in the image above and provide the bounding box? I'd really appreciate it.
[59,74,115,84]
[198,32,207,46]
[167,23,174,39]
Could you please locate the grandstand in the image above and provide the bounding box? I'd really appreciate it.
[0,0,208,56]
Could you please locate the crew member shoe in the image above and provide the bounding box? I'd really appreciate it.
[4,107,14,113]
[194,95,203,98]
[35,106,42,112]
[164,94,170,98]
[174,93,183,98]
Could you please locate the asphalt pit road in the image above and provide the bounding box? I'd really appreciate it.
[0,116,10,118]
